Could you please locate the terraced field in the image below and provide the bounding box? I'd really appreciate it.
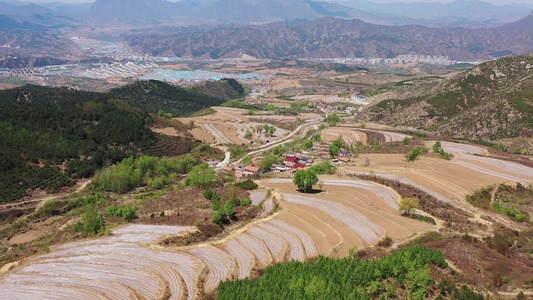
[340,144,533,209]
[4,142,530,299]
[1,176,436,299]
[322,127,367,144]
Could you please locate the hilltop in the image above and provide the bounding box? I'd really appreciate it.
[357,53,533,141]
[107,79,244,117]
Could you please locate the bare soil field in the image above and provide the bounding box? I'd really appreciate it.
[341,153,533,209]
[322,127,367,145]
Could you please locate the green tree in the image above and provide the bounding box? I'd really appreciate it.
[213,208,227,226]
[185,164,216,187]
[268,126,276,136]
[293,169,319,193]
[245,130,253,139]
[224,199,235,218]
[312,133,321,143]
[258,155,279,172]
[301,140,314,150]
[157,109,165,117]
[406,147,421,161]
[332,137,343,149]
[432,140,442,153]
[399,197,419,216]
[329,144,340,158]
[403,137,409,145]
[82,207,104,237]
[121,205,136,222]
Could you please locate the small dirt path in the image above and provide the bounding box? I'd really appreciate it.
[0,179,92,212]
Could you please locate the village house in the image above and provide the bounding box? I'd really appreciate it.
[284,155,299,164]
[244,165,260,175]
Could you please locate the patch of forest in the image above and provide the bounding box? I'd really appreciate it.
[107,79,244,117]
[0,95,155,203]
[217,245,484,300]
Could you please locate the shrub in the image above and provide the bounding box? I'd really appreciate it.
[406,147,421,161]
[203,189,214,199]
[234,179,258,190]
[240,198,251,206]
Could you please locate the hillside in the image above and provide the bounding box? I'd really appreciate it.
[126,12,533,61]
[107,79,244,117]
[0,29,74,55]
[356,53,533,141]
[0,80,237,203]
[0,88,156,203]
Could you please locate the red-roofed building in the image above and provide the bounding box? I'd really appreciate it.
[223,167,233,172]
[244,165,260,174]
[252,156,263,164]
[318,151,329,156]
[285,156,299,163]
[340,157,350,163]
[287,162,306,169]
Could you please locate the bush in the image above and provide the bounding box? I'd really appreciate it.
[213,209,227,226]
[81,207,104,237]
[234,179,258,190]
[240,198,251,206]
[185,164,216,187]
[203,189,214,199]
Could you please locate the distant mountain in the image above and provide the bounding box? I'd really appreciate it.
[356,53,533,141]
[335,0,530,26]
[0,2,52,17]
[0,15,45,30]
[1,0,528,28]
[126,12,533,61]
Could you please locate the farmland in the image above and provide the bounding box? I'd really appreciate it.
[178,107,321,146]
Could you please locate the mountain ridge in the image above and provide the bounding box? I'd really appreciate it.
[125,13,533,61]
[356,53,533,140]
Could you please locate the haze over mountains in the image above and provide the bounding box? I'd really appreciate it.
[0,0,531,27]
[0,0,532,61]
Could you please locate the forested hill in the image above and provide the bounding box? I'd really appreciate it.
[0,89,156,203]
[107,79,244,117]
[0,86,102,104]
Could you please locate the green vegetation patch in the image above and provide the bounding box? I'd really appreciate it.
[0,93,156,203]
[218,245,449,300]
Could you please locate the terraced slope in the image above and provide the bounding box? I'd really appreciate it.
[4,152,531,299]
[1,177,434,299]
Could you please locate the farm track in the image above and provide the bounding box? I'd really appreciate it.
[259,197,273,217]
[203,124,232,144]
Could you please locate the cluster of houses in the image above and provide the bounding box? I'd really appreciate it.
[221,142,352,177]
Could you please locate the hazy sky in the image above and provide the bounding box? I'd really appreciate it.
[16,0,533,5]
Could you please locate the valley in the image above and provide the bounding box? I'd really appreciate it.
[1,3,533,296]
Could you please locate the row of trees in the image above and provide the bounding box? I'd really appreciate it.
[218,245,468,300]
[93,155,201,193]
